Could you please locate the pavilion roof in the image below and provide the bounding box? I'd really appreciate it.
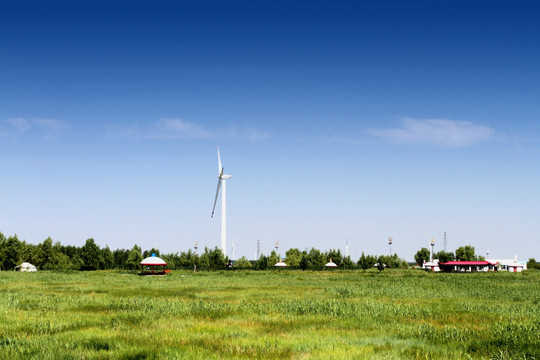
[140,255,167,266]
[439,261,498,266]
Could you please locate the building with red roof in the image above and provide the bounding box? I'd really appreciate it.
[439,260,498,273]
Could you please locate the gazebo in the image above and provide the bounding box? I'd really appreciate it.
[139,254,168,275]
[274,260,287,267]
[325,259,338,268]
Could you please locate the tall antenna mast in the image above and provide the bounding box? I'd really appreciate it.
[443,231,447,252]
[256,240,261,260]
[345,238,349,258]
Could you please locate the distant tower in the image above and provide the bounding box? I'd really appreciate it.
[256,240,261,260]
[430,238,435,262]
[345,238,349,258]
[194,242,198,256]
[443,231,447,252]
[275,241,279,253]
[388,237,393,255]
[231,239,235,261]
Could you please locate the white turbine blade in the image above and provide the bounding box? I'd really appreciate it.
[211,178,221,218]
[217,146,223,174]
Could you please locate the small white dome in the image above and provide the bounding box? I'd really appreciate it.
[140,255,167,266]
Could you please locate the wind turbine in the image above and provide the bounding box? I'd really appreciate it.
[211,146,232,256]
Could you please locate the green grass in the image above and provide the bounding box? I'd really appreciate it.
[0,270,539,359]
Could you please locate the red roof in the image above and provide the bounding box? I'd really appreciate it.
[440,261,498,266]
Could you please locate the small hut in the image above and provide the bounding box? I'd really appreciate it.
[17,262,37,272]
[325,259,338,268]
[139,254,168,275]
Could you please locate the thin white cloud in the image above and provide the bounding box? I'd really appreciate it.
[151,118,212,139]
[367,118,495,147]
[1,117,67,139]
[6,117,32,133]
[108,118,269,142]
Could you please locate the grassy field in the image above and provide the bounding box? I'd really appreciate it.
[0,269,538,359]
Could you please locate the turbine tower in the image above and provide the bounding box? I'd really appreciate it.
[211,146,232,256]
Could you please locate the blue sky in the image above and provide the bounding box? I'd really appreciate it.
[1,1,539,261]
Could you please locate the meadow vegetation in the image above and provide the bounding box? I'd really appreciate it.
[1,269,538,359]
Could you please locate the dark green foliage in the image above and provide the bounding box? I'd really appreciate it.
[80,238,103,270]
[285,248,302,268]
[233,256,252,269]
[199,247,227,270]
[414,247,430,266]
[379,253,408,268]
[358,252,377,271]
[113,249,129,269]
[101,246,114,270]
[306,248,325,270]
[267,250,280,267]
[527,258,540,270]
[253,254,268,270]
[2,234,22,270]
[126,245,143,270]
[341,255,356,269]
[376,256,385,271]
[435,250,455,263]
[455,245,477,261]
[142,248,160,258]
[325,249,343,266]
[299,252,308,271]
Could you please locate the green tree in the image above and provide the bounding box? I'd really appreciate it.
[285,248,302,268]
[325,249,343,267]
[234,256,252,269]
[306,248,325,270]
[126,245,143,270]
[299,252,308,271]
[143,248,160,258]
[200,247,227,270]
[80,238,103,270]
[434,250,455,263]
[253,254,268,270]
[376,256,385,271]
[36,237,54,269]
[0,232,6,269]
[101,246,114,269]
[177,250,198,270]
[527,258,539,270]
[3,235,22,270]
[342,255,355,269]
[414,247,430,266]
[268,250,280,267]
[357,252,376,271]
[455,245,477,261]
[113,249,129,269]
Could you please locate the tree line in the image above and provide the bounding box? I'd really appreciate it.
[413,245,486,266]
[0,232,409,271]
